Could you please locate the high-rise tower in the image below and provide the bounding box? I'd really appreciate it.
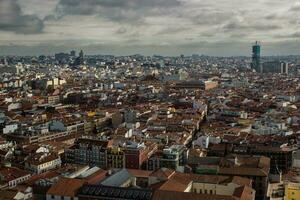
[73,50,84,66]
[70,50,76,57]
[251,41,261,73]
[79,49,84,59]
[78,50,84,65]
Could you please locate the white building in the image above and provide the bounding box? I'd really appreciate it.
[25,153,62,174]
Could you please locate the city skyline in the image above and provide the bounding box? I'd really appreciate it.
[1,2,300,199]
[1,0,300,56]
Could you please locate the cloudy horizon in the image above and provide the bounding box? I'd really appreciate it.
[1,0,300,56]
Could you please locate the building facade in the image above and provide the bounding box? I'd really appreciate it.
[252,41,261,72]
[65,138,111,169]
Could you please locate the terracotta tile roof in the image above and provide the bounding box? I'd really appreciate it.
[158,174,191,192]
[149,181,166,190]
[25,171,59,186]
[231,176,252,187]
[27,153,60,166]
[219,167,268,177]
[233,185,255,200]
[127,169,152,178]
[47,177,86,197]
[152,190,239,200]
[0,167,30,182]
[84,169,107,184]
[22,144,40,154]
[150,168,175,179]
[158,172,234,192]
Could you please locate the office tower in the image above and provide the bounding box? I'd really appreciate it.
[79,50,84,59]
[262,61,289,74]
[55,52,70,62]
[282,62,289,74]
[251,41,261,73]
[70,50,76,57]
[74,50,84,66]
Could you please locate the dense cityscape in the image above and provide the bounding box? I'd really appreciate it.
[1,0,300,200]
[0,42,299,200]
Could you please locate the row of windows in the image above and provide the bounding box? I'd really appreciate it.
[50,195,75,200]
[193,188,215,195]
[9,175,29,187]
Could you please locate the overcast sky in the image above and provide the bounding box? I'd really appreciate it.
[1,0,300,56]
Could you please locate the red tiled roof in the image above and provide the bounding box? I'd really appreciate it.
[150,168,175,179]
[84,169,107,184]
[127,169,152,178]
[47,178,86,197]
[152,190,239,200]
[0,167,30,182]
[25,171,59,186]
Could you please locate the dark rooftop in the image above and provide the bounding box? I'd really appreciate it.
[78,185,153,200]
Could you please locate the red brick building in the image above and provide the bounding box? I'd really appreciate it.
[124,142,157,169]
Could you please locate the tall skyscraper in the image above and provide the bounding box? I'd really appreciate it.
[79,50,84,59]
[73,50,84,66]
[251,41,261,73]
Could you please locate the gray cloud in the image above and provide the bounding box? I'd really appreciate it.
[277,32,300,39]
[222,21,281,32]
[2,40,300,56]
[0,0,300,55]
[264,13,278,20]
[182,10,234,26]
[155,26,189,36]
[0,0,44,34]
[115,27,127,34]
[290,3,300,11]
[54,0,181,23]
